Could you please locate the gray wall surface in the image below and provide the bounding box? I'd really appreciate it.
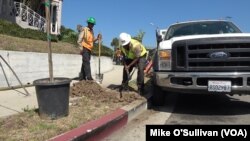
[0,51,113,88]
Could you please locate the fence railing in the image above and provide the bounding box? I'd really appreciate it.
[14,2,46,32]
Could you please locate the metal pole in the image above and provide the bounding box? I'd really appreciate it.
[0,55,29,96]
[0,61,10,87]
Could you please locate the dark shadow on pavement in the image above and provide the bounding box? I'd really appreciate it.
[107,84,137,93]
[171,93,250,116]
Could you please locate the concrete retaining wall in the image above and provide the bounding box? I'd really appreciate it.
[0,51,113,88]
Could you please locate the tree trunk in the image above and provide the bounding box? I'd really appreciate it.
[45,0,54,82]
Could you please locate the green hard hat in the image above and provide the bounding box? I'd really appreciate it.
[87,17,96,25]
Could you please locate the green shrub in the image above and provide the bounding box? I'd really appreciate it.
[0,19,58,42]
[92,43,113,57]
[59,26,78,45]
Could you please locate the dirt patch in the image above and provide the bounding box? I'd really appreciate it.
[0,80,145,141]
[71,81,143,103]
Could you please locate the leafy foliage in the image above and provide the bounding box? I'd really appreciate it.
[132,30,145,43]
[92,42,113,57]
[110,37,119,50]
[57,25,78,45]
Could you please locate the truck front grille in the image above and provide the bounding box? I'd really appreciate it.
[172,38,250,71]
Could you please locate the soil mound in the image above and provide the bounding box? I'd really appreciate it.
[70,80,144,103]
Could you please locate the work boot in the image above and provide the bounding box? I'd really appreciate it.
[119,83,129,92]
[138,88,144,95]
[79,73,84,81]
[88,78,94,81]
[138,85,145,95]
[86,77,94,81]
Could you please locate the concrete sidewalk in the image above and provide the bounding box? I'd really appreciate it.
[0,87,37,117]
[0,65,136,118]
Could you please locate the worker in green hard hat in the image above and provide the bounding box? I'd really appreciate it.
[77,17,102,81]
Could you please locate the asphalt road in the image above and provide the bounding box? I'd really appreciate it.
[104,92,250,140]
[166,93,250,125]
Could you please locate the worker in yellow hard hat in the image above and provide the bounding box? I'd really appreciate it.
[77,17,101,81]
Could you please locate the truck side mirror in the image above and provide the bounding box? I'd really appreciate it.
[156,33,162,47]
[155,30,162,45]
[157,34,163,42]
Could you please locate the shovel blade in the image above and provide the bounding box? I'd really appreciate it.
[95,73,104,83]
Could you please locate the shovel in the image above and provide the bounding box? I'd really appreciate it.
[96,35,104,83]
[119,68,136,98]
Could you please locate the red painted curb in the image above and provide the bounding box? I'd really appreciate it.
[49,108,128,141]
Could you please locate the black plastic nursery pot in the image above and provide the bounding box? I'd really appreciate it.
[33,77,71,119]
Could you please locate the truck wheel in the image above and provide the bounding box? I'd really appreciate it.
[152,84,165,106]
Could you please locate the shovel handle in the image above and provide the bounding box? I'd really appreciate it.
[98,33,102,75]
[98,33,102,57]
[98,39,101,57]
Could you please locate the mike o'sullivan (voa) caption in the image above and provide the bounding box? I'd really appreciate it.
[146,125,249,140]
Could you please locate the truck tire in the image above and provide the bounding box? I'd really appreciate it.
[152,84,165,106]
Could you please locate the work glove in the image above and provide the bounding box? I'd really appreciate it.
[98,33,102,41]
[124,65,130,72]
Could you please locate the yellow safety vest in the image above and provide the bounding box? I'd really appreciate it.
[121,39,147,59]
[81,27,94,51]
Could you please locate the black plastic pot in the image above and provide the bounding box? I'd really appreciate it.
[33,77,71,119]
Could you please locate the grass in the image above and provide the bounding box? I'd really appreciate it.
[0,96,125,141]
[0,79,147,140]
[0,33,114,56]
[0,34,79,54]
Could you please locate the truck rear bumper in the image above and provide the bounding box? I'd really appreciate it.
[154,72,250,95]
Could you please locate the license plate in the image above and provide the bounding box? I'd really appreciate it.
[208,80,231,92]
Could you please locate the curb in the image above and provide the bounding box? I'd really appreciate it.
[49,95,150,141]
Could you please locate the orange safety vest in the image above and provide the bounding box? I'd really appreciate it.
[81,27,94,51]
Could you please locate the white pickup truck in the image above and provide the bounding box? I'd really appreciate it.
[152,20,250,105]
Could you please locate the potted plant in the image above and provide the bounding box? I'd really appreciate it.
[33,0,71,119]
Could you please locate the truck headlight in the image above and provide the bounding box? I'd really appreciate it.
[158,50,171,70]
